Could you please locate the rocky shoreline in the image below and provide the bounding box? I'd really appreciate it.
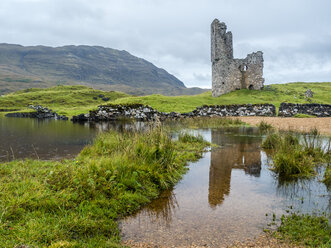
[5,105,68,120]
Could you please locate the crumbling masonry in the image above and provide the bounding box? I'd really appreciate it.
[211,19,264,97]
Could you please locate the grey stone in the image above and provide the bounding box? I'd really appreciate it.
[304,89,314,98]
[211,19,264,97]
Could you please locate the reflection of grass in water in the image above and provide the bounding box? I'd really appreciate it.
[144,190,179,224]
[275,177,328,211]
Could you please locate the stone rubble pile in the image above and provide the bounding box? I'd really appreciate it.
[278,103,331,117]
[71,103,277,122]
[304,89,314,98]
[193,104,276,117]
[5,105,68,120]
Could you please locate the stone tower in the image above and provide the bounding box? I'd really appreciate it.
[211,19,264,97]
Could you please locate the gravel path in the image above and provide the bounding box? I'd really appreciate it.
[235,117,331,136]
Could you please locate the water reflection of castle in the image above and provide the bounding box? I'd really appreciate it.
[209,128,262,207]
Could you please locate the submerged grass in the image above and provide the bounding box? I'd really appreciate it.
[0,128,209,247]
[262,129,330,179]
[274,213,331,247]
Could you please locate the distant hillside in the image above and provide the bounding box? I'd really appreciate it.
[0,43,207,96]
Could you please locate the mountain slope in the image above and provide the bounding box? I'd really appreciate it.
[0,43,207,96]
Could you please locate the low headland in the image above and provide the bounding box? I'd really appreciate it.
[1,82,330,117]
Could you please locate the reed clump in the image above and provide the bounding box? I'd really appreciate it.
[0,128,209,247]
[258,121,274,133]
[262,129,330,179]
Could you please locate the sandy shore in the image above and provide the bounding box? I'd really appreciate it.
[123,234,302,248]
[234,116,331,136]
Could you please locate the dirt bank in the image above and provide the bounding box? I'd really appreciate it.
[234,117,331,136]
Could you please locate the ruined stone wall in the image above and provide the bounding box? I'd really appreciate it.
[211,19,264,97]
[278,103,331,117]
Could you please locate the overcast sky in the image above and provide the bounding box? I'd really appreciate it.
[0,0,330,88]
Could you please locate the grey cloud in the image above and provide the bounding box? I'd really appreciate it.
[0,0,330,88]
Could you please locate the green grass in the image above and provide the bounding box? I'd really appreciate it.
[274,213,331,247]
[323,165,331,188]
[113,82,331,113]
[258,121,274,133]
[262,130,330,179]
[1,82,330,117]
[0,128,209,247]
[0,85,128,117]
[293,113,316,118]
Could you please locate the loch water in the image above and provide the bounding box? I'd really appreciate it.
[120,127,330,247]
[0,117,147,161]
[0,117,329,247]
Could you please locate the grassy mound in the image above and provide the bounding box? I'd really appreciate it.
[113,82,331,113]
[0,128,209,247]
[0,85,128,117]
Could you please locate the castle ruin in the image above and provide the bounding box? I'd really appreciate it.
[211,19,264,97]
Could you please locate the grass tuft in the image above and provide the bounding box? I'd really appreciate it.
[275,213,331,247]
[262,130,330,179]
[258,121,274,133]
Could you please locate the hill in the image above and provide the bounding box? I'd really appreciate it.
[0,83,330,117]
[0,43,207,96]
